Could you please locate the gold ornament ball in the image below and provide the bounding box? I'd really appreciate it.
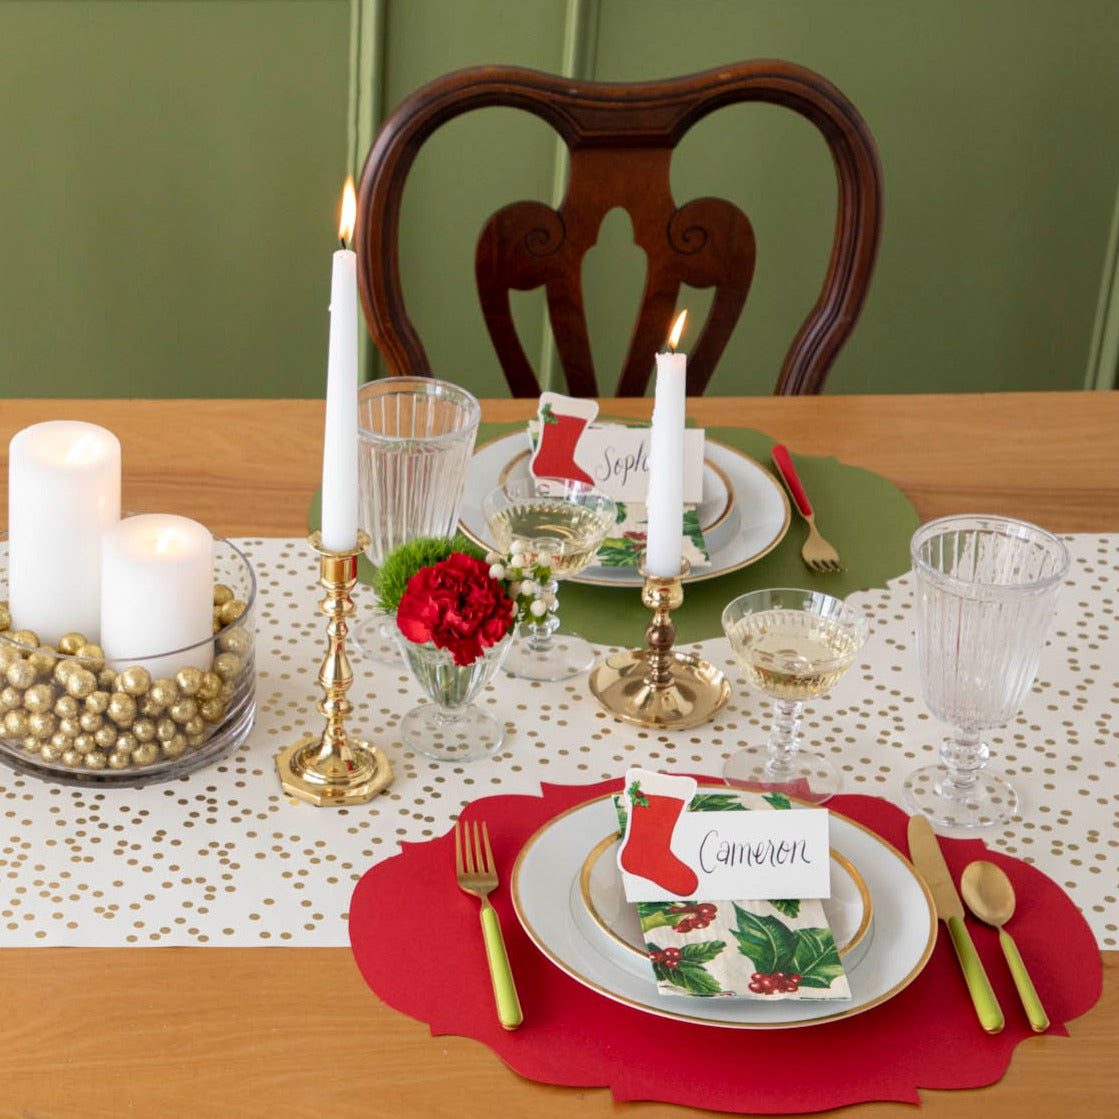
[39,741,64,763]
[155,717,176,744]
[54,694,79,719]
[115,732,139,756]
[57,633,87,655]
[58,716,81,739]
[79,709,103,734]
[107,750,131,770]
[9,629,40,649]
[6,660,37,691]
[183,715,205,738]
[94,724,117,750]
[83,751,108,770]
[28,712,56,740]
[212,584,234,607]
[131,741,159,767]
[98,667,118,690]
[53,660,77,686]
[149,679,178,711]
[0,644,19,669]
[73,733,97,756]
[186,731,206,749]
[2,709,29,738]
[0,686,19,712]
[198,698,226,724]
[0,604,10,631]
[175,666,203,697]
[107,693,138,726]
[23,683,54,714]
[76,643,104,669]
[162,733,188,758]
[85,690,110,715]
[198,672,221,701]
[27,649,56,676]
[118,665,152,697]
[217,599,246,627]
[61,748,83,768]
[169,698,199,725]
[218,627,252,656]
[212,652,242,682]
[132,718,157,744]
[65,668,98,699]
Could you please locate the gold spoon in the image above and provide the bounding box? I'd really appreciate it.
[960,861,1049,1032]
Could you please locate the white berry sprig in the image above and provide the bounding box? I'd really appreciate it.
[486,542,557,625]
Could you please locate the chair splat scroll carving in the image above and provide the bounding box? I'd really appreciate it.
[357,61,882,397]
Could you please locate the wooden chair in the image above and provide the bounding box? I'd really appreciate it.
[356,61,882,397]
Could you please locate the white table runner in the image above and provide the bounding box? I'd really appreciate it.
[0,536,1113,949]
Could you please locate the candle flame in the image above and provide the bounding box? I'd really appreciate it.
[154,528,178,555]
[338,176,357,246]
[63,432,102,466]
[667,310,688,351]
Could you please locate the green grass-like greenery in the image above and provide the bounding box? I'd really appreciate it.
[374,534,486,612]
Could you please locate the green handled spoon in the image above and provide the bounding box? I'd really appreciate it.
[960,861,1049,1033]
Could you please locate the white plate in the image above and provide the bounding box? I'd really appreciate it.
[512,794,936,1029]
[459,431,790,586]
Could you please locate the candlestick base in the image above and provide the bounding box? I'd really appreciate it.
[273,529,393,806]
[276,732,393,807]
[588,559,729,730]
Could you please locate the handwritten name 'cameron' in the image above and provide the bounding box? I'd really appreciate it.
[698,829,813,873]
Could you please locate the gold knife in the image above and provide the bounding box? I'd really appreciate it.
[907,814,1004,1034]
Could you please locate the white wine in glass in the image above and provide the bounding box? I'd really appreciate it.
[722,588,869,804]
[483,477,615,681]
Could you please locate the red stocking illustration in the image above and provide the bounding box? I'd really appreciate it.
[619,781,699,897]
[530,392,598,485]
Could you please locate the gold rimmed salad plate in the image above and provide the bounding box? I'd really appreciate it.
[511,793,936,1029]
[459,431,790,586]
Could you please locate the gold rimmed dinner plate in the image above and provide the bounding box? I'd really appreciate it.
[578,833,874,972]
[511,793,936,1029]
[459,431,790,586]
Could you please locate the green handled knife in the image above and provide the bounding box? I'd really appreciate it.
[907,814,1004,1034]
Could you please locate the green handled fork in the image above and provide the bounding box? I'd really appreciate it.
[454,820,523,1030]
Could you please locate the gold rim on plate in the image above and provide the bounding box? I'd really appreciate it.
[578,833,873,962]
[511,792,937,1030]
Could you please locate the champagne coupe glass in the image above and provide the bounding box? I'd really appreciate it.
[721,588,869,804]
[482,477,615,681]
[904,514,1069,829]
[353,377,480,662]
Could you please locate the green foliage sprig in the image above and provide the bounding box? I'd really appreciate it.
[374,535,485,613]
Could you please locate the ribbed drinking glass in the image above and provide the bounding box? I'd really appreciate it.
[353,377,481,660]
[904,514,1070,828]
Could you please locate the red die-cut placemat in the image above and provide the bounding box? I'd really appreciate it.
[349,779,1101,1114]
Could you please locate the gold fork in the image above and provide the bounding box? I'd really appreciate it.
[453,820,523,1030]
[771,444,843,573]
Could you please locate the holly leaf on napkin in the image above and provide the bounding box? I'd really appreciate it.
[763,792,793,810]
[648,940,727,996]
[771,898,801,919]
[791,928,845,990]
[689,793,749,812]
[730,906,798,973]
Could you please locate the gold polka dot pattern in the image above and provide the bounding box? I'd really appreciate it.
[0,537,1112,948]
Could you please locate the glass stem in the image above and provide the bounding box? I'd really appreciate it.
[938,731,989,793]
[523,577,560,653]
[764,698,804,776]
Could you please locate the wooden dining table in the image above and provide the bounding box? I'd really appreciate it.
[0,391,1115,1118]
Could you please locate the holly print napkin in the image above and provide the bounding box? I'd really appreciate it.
[595,502,710,569]
[614,789,851,1001]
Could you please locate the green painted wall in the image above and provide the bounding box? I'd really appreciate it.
[0,0,1116,399]
[0,0,350,399]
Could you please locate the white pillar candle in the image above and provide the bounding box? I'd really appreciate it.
[320,177,360,553]
[644,313,688,578]
[100,514,214,680]
[6,420,121,644]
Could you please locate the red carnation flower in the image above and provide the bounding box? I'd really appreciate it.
[396,552,515,666]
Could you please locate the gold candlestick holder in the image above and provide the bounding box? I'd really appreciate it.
[275,530,393,806]
[589,559,729,730]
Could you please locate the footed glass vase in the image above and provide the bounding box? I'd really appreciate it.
[397,633,512,761]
